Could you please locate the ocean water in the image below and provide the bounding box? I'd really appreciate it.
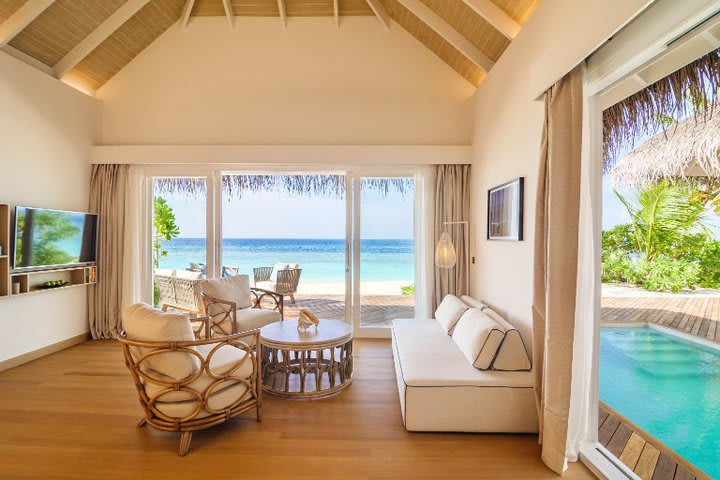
[158,238,414,282]
[600,327,720,478]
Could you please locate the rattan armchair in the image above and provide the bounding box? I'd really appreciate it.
[253,266,302,303]
[199,275,284,338]
[118,325,261,456]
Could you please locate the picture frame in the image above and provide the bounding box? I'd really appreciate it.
[487,177,524,241]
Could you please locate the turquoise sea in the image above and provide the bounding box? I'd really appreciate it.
[159,238,414,282]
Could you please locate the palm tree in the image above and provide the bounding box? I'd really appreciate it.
[614,180,708,261]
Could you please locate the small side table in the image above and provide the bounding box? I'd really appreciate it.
[260,319,353,399]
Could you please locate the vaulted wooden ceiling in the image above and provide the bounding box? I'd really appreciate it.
[0,0,539,94]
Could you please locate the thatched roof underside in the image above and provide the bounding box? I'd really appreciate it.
[611,113,720,186]
[603,46,720,170]
[154,174,414,198]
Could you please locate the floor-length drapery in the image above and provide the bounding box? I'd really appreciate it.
[122,166,151,310]
[532,65,584,474]
[88,164,129,339]
[433,164,470,310]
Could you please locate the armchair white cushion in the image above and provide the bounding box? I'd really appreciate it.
[122,303,199,381]
[435,294,469,335]
[451,308,506,370]
[199,275,253,310]
[270,262,290,281]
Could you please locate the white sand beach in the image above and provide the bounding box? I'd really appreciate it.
[297,280,411,295]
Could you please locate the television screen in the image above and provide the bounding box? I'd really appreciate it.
[13,207,97,269]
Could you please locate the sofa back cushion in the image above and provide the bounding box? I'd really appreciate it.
[451,308,506,370]
[122,303,200,381]
[435,295,469,335]
[483,308,531,371]
[459,295,531,371]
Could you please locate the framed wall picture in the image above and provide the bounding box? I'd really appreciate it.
[487,177,524,241]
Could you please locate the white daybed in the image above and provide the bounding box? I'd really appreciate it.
[391,295,538,433]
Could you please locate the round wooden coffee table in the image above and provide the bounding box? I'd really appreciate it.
[260,319,353,399]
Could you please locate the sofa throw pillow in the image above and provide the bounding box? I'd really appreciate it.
[451,308,506,370]
[435,295,469,335]
[122,303,200,381]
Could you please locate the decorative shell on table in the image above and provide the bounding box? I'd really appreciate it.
[297,309,320,331]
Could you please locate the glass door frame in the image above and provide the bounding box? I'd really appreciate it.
[348,166,430,339]
[143,164,430,338]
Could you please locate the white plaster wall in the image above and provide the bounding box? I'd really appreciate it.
[97,16,475,146]
[469,0,651,348]
[0,52,97,363]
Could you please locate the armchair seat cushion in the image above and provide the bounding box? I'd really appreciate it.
[214,308,281,335]
[143,342,254,419]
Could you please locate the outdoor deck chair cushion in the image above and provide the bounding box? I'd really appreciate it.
[435,294,469,335]
[142,342,253,419]
[122,303,199,381]
[451,308,506,370]
[270,262,290,281]
[175,270,203,280]
[460,296,531,371]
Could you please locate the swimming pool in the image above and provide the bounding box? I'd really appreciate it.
[600,327,720,479]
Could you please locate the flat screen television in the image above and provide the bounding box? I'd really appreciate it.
[13,206,98,270]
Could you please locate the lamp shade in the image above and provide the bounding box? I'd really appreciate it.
[435,231,457,268]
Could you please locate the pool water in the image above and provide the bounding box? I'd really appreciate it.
[600,327,720,478]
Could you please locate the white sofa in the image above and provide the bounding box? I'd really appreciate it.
[391,295,538,433]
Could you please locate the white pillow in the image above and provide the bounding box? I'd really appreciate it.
[451,308,506,370]
[199,275,252,312]
[435,295,469,335]
[154,269,176,277]
[122,303,199,381]
[175,270,203,280]
[483,307,532,371]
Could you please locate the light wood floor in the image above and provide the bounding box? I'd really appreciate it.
[0,339,595,480]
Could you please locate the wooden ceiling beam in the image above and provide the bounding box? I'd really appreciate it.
[221,0,234,29]
[459,0,520,40]
[53,0,151,79]
[0,0,55,47]
[364,0,390,31]
[333,0,339,29]
[180,0,196,29]
[396,0,494,72]
[277,0,287,29]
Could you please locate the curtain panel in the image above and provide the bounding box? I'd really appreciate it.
[433,164,471,310]
[88,164,129,339]
[532,65,584,473]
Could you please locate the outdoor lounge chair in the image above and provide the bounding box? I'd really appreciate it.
[253,263,302,303]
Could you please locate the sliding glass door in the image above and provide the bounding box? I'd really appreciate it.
[145,168,425,337]
[354,176,416,333]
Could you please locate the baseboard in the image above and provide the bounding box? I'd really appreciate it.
[0,332,90,372]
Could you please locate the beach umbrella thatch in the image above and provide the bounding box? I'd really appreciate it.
[603,46,720,170]
[611,112,720,186]
[153,174,414,198]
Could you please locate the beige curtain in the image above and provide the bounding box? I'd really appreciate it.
[433,164,471,310]
[89,164,129,339]
[532,65,583,474]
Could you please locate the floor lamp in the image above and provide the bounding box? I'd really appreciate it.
[435,221,469,295]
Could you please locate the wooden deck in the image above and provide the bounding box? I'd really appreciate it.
[599,403,710,480]
[279,293,414,327]
[601,296,720,343]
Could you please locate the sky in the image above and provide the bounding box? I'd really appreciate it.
[162,181,414,239]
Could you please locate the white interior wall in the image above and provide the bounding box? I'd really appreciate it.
[469,0,651,348]
[0,53,97,363]
[97,16,476,147]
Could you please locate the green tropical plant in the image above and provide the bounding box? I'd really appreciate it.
[153,197,180,269]
[400,284,415,296]
[614,181,708,261]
